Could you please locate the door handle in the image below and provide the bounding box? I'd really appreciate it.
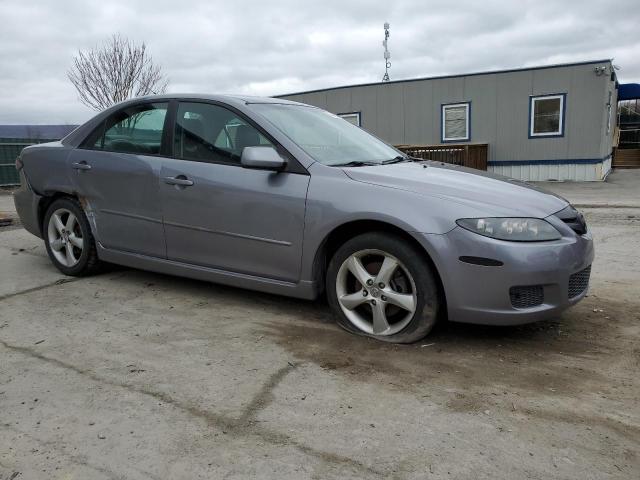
[71,162,92,171]
[163,176,194,187]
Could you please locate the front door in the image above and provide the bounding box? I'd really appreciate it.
[160,101,309,282]
[68,102,168,257]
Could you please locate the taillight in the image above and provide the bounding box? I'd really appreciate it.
[15,155,23,171]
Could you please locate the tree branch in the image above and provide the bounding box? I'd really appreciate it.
[67,34,168,111]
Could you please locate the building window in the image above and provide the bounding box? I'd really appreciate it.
[441,103,470,142]
[529,94,565,137]
[338,112,361,126]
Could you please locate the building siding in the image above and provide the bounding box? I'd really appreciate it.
[280,60,616,181]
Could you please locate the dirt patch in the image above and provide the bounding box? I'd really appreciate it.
[258,294,637,401]
[257,292,640,455]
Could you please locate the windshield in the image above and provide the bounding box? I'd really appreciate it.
[251,104,404,166]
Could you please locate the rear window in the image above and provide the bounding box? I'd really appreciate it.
[84,102,168,155]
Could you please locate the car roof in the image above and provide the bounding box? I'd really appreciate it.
[61,94,312,148]
[121,93,307,108]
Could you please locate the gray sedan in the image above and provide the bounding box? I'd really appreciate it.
[14,94,594,343]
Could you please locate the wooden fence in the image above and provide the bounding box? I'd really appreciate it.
[613,148,640,169]
[395,143,488,170]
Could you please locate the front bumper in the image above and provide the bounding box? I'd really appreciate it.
[13,169,43,238]
[417,219,594,326]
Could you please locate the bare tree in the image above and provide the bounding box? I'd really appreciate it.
[68,34,168,111]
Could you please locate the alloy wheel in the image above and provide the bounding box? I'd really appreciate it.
[335,249,417,336]
[47,208,84,267]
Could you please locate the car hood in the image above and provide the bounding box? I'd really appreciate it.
[342,161,569,218]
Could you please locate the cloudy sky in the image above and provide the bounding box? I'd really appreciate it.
[0,0,638,124]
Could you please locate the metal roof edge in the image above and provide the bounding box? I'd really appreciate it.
[275,59,613,98]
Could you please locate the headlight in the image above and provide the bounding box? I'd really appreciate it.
[456,218,561,242]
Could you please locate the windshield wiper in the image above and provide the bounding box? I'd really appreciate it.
[332,156,412,167]
[332,161,379,167]
[381,155,411,164]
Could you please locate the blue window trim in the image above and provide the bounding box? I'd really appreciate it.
[337,111,361,127]
[528,93,567,139]
[441,102,471,143]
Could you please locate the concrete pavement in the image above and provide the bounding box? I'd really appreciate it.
[0,173,639,479]
[0,190,16,228]
[534,169,640,208]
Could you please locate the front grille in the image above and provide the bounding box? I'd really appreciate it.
[568,265,591,299]
[509,285,544,309]
[555,205,587,235]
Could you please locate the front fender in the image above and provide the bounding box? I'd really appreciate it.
[299,165,475,282]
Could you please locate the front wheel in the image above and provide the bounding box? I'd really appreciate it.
[326,232,441,343]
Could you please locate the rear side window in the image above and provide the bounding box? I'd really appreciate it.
[174,102,271,164]
[89,102,169,154]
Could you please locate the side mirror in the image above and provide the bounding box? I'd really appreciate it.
[241,146,287,171]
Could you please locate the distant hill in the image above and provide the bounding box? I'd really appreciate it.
[0,125,78,140]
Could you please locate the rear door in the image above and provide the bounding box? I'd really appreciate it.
[68,102,169,257]
[160,101,309,282]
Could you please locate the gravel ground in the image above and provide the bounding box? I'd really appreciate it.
[0,173,638,479]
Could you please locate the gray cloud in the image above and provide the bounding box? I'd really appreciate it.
[0,0,638,123]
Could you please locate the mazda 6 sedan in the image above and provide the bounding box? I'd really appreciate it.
[14,94,594,343]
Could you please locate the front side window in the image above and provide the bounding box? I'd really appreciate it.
[530,94,565,137]
[92,102,168,154]
[250,104,401,166]
[441,103,470,142]
[174,102,272,164]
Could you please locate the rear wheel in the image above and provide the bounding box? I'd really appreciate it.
[43,197,101,276]
[326,232,441,343]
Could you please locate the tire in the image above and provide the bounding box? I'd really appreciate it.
[326,232,441,344]
[43,197,101,276]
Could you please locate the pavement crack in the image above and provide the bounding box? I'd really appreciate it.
[237,363,295,425]
[0,340,386,478]
[0,278,80,302]
[574,204,640,209]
